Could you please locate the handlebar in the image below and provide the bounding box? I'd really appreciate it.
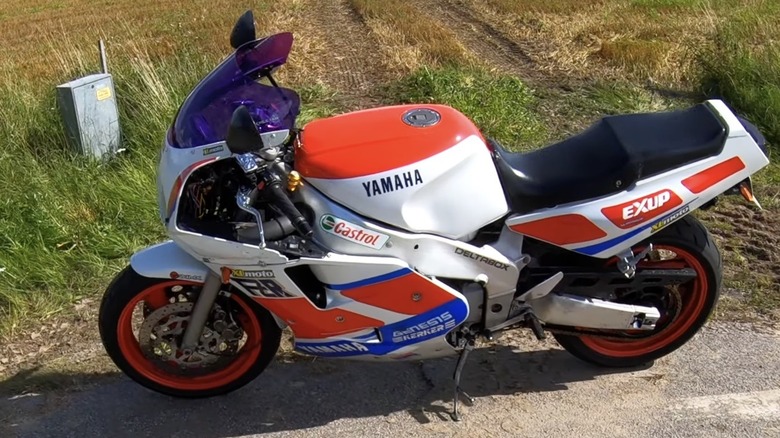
[259,169,313,238]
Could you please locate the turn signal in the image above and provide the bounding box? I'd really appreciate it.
[739,180,763,210]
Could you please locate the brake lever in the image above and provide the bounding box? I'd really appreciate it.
[236,188,266,248]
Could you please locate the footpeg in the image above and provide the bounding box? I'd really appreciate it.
[617,244,653,278]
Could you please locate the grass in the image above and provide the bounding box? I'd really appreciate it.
[0,47,210,335]
[388,67,546,150]
[699,4,780,145]
[485,0,610,14]
[0,0,341,337]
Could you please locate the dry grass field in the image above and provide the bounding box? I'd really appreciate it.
[1,0,779,385]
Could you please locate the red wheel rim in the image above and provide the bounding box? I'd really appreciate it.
[580,245,709,358]
[116,281,262,391]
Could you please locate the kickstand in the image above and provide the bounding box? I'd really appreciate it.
[450,341,475,421]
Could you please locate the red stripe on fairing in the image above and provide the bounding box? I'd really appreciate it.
[509,214,607,245]
[341,273,456,316]
[296,104,485,179]
[682,157,746,194]
[254,297,384,339]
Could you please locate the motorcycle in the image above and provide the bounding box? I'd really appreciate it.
[99,11,770,420]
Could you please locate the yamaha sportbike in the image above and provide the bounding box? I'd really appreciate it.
[99,11,770,420]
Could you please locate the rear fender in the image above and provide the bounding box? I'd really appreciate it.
[130,241,210,282]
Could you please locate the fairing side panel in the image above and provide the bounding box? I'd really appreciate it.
[506,100,770,258]
[215,254,469,361]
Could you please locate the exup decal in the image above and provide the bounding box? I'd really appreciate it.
[362,169,423,197]
[232,269,275,278]
[602,189,683,229]
[320,215,389,249]
[391,311,457,343]
[203,145,225,156]
[236,279,293,298]
[651,205,691,233]
[454,248,509,271]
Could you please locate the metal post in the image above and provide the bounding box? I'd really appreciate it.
[99,40,108,74]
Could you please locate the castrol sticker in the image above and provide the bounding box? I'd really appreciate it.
[602,189,683,229]
[320,215,390,249]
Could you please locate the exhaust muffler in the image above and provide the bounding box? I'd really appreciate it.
[528,293,661,330]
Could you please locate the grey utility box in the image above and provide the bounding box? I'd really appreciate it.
[57,73,121,159]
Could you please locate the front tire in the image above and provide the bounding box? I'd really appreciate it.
[99,267,281,398]
[554,215,722,367]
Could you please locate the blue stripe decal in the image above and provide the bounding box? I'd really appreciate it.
[574,204,694,256]
[354,332,377,341]
[294,298,469,358]
[573,226,648,256]
[325,268,412,290]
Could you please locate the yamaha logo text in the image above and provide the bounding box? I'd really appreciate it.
[297,342,370,355]
[362,169,423,197]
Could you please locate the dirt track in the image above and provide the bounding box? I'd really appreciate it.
[424,0,539,79]
[306,0,387,108]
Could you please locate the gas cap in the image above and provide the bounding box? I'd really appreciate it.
[402,108,441,127]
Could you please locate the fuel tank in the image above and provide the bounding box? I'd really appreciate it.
[296,104,509,240]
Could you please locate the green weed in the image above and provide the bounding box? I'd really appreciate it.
[388,66,546,151]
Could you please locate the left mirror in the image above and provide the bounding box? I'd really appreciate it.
[230,10,257,49]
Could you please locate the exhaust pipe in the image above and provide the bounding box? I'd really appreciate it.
[528,293,661,330]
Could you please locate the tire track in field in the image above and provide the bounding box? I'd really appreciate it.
[424,0,542,82]
[306,0,386,108]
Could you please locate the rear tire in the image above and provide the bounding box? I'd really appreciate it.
[99,267,281,398]
[553,215,722,367]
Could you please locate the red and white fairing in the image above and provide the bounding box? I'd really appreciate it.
[296,104,509,239]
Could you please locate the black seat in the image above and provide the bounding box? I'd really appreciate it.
[492,104,727,213]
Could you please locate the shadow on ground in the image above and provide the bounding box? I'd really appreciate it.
[0,344,649,437]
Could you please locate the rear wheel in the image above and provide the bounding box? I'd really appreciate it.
[99,267,281,397]
[553,216,722,367]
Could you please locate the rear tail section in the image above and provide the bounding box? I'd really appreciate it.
[505,99,769,259]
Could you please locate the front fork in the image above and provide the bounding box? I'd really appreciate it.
[180,272,223,350]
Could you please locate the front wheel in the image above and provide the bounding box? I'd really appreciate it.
[554,215,722,367]
[99,267,281,397]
